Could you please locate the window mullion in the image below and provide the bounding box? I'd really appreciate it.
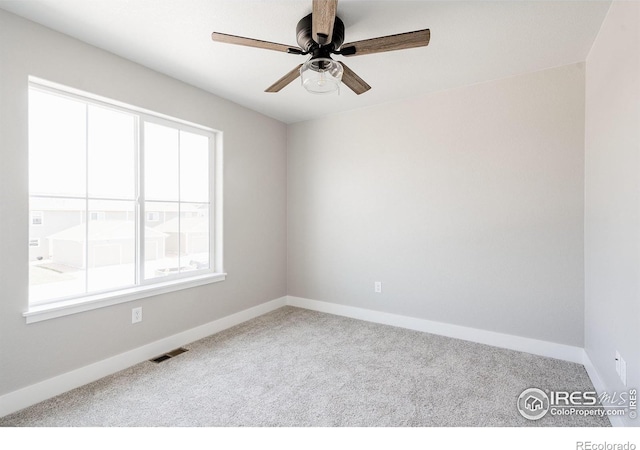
[84,103,90,294]
[136,117,144,285]
[177,130,181,273]
[212,134,221,274]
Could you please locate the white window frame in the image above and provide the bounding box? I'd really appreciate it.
[25,78,225,324]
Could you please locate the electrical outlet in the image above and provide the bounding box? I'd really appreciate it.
[374,281,382,293]
[132,307,142,324]
[621,357,627,386]
[616,351,621,375]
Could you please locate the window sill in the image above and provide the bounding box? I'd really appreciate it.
[23,273,227,324]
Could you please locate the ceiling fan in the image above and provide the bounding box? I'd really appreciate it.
[211,0,430,95]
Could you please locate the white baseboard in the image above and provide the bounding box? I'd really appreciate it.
[287,296,635,426]
[0,296,287,418]
[286,296,585,364]
[2,294,625,427]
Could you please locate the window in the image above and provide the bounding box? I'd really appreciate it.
[30,211,43,225]
[28,80,223,311]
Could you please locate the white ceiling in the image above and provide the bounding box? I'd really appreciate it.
[0,0,611,124]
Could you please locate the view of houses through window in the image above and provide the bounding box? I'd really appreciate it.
[28,83,215,306]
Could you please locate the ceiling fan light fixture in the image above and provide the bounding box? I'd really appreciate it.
[211,0,431,95]
[300,58,343,94]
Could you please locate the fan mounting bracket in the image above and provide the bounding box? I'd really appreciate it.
[296,13,345,54]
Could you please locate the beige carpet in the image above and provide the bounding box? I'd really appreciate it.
[0,306,609,427]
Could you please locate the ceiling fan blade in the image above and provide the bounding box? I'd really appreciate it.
[265,64,303,93]
[212,32,301,53]
[340,62,371,95]
[341,29,430,57]
[312,0,338,46]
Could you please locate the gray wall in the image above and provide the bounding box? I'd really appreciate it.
[0,10,287,395]
[585,0,639,426]
[288,63,587,346]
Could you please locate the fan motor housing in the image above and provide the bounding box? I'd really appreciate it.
[296,13,345,55]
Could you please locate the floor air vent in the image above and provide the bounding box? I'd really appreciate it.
[150,347,188,363]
